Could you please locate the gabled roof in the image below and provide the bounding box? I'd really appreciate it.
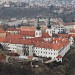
[56,55,62,58]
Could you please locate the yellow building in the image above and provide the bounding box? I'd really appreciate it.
[0,28,6,38]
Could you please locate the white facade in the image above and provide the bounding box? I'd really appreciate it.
[35,30,42,37]
[2,43,24,54]
[46,28,52,36]
[33,42,70,60]
[4,4,10,7]
[52,27,59,34]
[56,26,66,33]
[2,43,33,56]
[52,25,66,34]
[0,21,72,63]
[55,57,62,63]
[23,36,34,39]
[58,43,70,57]
[34,47,58,59]
[1,34,71,63]
[69,37,74,45]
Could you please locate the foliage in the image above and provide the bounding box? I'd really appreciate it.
[0,7,75,23]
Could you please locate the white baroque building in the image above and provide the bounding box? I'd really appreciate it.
[0,18,74,63]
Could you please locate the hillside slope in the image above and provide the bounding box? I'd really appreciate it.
[0,7,75,22]
[0,47,75,75]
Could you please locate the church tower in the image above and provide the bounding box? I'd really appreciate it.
[35,17,42,37]
[46,17,52,36]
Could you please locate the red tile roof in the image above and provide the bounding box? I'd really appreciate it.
[0,28,6,33]
[20,31,51,38]
[57,34,75,38]
[28,56,33,59]
[56,55,62,58]
[34,42,63,50]
[20,31,35,37]
[34,37,70,50]
[7,28,20,31]
[29,37,44,43]
[4,38,34,45]
[2,34,70,50]
[52,43,63,50]
[0,38,5,42]
[18,26,35,31]
[6,34,23,39]
[57,34,70,38]
[42,32,51,38]
[35,42,52,49]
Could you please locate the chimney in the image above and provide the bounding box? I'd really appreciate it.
[10,40,12,43]
[56,40,58,43]
[53,41,55,44]
[62,39,64,41]
[53,38,54,40]
[42,42,43,43]
[58,44,59,46]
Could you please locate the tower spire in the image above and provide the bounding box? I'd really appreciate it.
[47,17,51,28]
[36,17,41,30]
[46,17,52,36]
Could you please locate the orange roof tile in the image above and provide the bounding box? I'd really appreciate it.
[42,32,51,38]
[34,42,52,49]
[18,26,35,31]
[4,38,34,45]
[57,34,70,38]
[29,37,44,43]
[0,38,5,42]
[57,33,75,38]
[20,31,51,38]
[34,37,70,50]
[6,34,23,39]
[7,28,20,31]
[20,31,35,37]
